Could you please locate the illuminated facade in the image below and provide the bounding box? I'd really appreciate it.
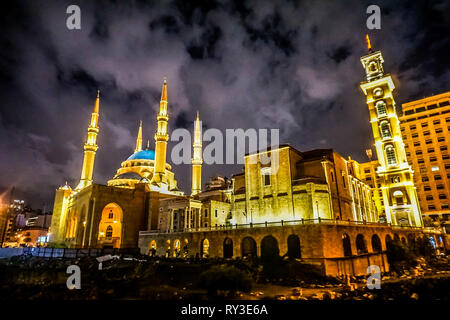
[398,92,450,225]
[359,39,422,227]
[50,80,183,248]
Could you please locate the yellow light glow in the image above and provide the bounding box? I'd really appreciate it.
[366,34,371,50]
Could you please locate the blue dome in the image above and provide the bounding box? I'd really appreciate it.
[127,150,155,161]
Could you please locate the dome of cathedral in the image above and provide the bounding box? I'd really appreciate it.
[127,149,155,161]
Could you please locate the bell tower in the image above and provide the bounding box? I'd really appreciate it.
[360,35,422,227]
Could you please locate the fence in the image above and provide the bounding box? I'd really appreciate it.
[0,247,140,259]
[140,217,432,236]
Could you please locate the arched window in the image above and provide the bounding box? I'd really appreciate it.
[105,225,113,238]
[376,101,387,116]
[356,234,368,254]
[380,121,391,139]
[371,234,382,252]
[369,61,377,72]
[342,233,352,257]
[393,190,404,206]
[385,145,397,165]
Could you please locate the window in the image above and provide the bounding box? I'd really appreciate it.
[415,150,423,155]
[108,210,113,219]
[442,204,449,209]
[437,184,444,190]
[439,194,447,200]
[106,225,113,238]
[330,170,335,182]
[263,173,271,186]
[380,121,391,139]
[204,209,208,218]
[409,125,416,130]
[443,154,450,160]
[418,159,424,164]
[342,171,346,188]
[424,186,431,191]
[423,131,430,136]
[364,169,371,174]
[416,107,426,113]
[434,175,442,181]
[385,145,397,165]
[427,148,434,153]
[414,142,421,146]
[433,120,441,125]
[428,205,436,210]
[436,128,443,133]
[438,137,445,142]
[215,209,218,218]
[421,123,428,127]
[426,195,433,201]
[430,156,437,162]
[425,140,432,145]
[376,101,387,116]
[412,133,419,138]
[422,176,429,182]
[431,165,439,171]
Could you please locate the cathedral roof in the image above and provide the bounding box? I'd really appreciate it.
[127,149,155,161]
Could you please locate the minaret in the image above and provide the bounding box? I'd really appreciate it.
[191,111,203,195]
[135,120,143,153]
[76,91,100,190]
[152,79,169,184]
[360,35,422,227]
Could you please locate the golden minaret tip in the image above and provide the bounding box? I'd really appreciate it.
[365,34,372,53]
[196,110,199,120]
[161,78,167,101]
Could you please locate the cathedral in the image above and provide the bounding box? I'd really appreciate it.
[50,39,446,276]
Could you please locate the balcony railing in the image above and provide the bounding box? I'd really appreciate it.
[139,218,438,236]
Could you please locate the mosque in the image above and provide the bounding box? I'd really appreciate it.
[49,39,447,276]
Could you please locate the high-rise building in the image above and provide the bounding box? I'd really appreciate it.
[359,36,422,227]
[399,92,450,228]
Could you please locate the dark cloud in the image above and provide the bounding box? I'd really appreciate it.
[0,0,448,208]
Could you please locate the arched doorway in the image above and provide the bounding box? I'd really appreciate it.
[371,234,382,252]
[342,233,352,257]
[200,238,210,258]
[356,234,367,254]
[261,235,279,261]
[241,237,257,258]
[223,238,233,258]
[174,239,181,257]
[149,240,157,256]
[98,203,123,248]
[287,234,301,259]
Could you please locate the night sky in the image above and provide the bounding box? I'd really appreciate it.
[0,0,448,208]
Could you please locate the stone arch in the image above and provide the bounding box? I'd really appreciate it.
[98,203,123,248]
[393,233,400,242]
[342,233,352,257]
[287,234,301,259]
[241,237,257,258]
[261,235,279,260]
[149,240,157,256]
[223,237,233,259]
[200,238,210,258]
[356,234,368,254]
[371,234,382,252]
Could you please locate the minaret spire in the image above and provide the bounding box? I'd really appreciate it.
[191,111,203,195]
[135,120,143,153]
[151,78,169,185]
[76,91,100,190]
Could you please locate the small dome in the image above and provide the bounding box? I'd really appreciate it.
[127,150,155,161]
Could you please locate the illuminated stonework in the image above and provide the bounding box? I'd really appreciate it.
[359,38,422,227]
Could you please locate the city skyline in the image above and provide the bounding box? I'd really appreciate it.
[0,0,449,207]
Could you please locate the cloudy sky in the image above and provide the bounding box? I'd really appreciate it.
[0,0,448,208]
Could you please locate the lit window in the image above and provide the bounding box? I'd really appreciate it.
[105,225,113,238]
[376,101,387,116]
[263,173,271,186]
[431,166,439,172]
[385,145,397,165]
[380,121,391,139]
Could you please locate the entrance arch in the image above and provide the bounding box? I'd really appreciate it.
[149,240,157,256]
[371,234,382,252]
[287,234,301,259]
[342,233,352,257]
[356,234,368,254]
[98,203,123,248]
[241,237,257,258]
[261,235,279,260]
[223,238,233,258]
[200,238,210,258]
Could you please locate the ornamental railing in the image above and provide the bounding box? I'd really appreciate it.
[139,218,437,236]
